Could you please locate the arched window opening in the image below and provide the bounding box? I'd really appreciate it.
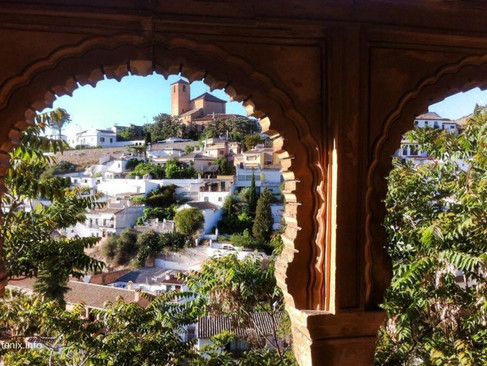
[375,88,487,365]
[1,70,296,364]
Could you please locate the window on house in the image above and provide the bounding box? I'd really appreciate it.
[110,138,113,143]
[204,197,209,202]
[218,197,223,202]
[100,137,105,142]
[414,120,419,125]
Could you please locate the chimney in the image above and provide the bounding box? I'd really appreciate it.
[127,281,133,290]
[134,288,141,302]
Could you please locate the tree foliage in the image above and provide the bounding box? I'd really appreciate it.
[2,123,104,304]
[243,133,264,150]
[37,108,71,140]
[182,254,294,362]
[375,108,487,365]
[164,158,197,179]
[174,208,204,236]
[0,290,198,365]
[149,113,184,141]
[252,188,273,243]
[128,162,165,179]
[116,124,147,141]
[101,229,138,266]
[201,116,260,141]
[213,157,235,175]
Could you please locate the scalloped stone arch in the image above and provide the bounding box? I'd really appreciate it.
[0,34,327,313]
[365,54,487,308]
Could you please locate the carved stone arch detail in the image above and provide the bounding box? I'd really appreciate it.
[0,34,326,310]
[365,54,487,308]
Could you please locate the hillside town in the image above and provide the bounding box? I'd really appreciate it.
[2,79,287,359]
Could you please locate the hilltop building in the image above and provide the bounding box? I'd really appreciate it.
[171,79,232,130]
[396,112,465,162]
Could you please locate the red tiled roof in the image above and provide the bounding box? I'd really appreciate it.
[170,79,189,85]
[193,113,237,121]
[7,278,142,309]
[416,112,450,121]
[190,92,226,103]
[197,312,282,339]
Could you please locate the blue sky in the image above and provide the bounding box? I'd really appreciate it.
[429,87,487,120]
[44,74,486,136]
[43,74,247,136]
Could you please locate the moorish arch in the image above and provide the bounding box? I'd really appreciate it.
[365,54,487,309]
[0,33,329,362]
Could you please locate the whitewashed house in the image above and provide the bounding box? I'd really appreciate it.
[66,204,144,238]
[234,166,283,196]
[96,178,160,196]
[197,176,234,207]
[112,268,188,295]
[68,128,117,148]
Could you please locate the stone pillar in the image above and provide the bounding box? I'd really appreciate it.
[290,309,384,366]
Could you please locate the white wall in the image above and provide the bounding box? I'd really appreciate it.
[197,191,230,207]
[96,179,160,196]
[114,206,145,235]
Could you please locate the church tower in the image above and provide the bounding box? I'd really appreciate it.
[170,79,190,116]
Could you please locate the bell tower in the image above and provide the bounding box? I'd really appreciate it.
[171,79,190,116]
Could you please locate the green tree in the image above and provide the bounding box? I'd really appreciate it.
[222,194,238,216]
[125,158,142,171]
[129,162,165,179]
[230,229,260,249]
[185,144,196,154]
[248,171,258,213]
[2,124,104,304]
[375,108,487,365]
[165,158,198,179]
[0,292,198,365]
[183,254,293,361]
[39,160,78,180]
[117,124,146,141]
[101,236,118,264]
[252,188,273,243]
[149,113,183,141]
[144,131,152,146]
[145,185,177,207]
[243,133,264,150]
[213,157,235,175]
[135,230,161,267]
[174,208,204,236]
[37,107,71,140]
[201,116,260,141]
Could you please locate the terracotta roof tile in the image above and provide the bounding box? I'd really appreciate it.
[190,93,226,103]
[197,312,282,339]
[7,278,141,310]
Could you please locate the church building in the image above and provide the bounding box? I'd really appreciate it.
[170,79,235,130]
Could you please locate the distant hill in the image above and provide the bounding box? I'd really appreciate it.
[54,141,198,167]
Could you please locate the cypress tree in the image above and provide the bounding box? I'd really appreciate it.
[252,188,273,243]
[248,171,258,213]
